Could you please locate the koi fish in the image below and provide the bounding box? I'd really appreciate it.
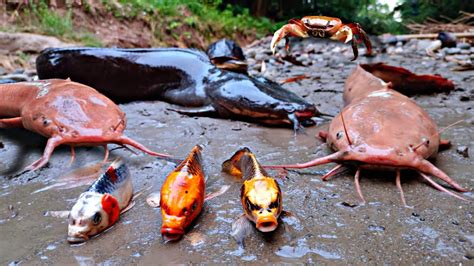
[146,145,229,242]
[67,159,132,243]
[222,147,283,247]
[159,145,205,241]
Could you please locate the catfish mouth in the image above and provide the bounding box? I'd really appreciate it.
[161,227,185,242]
[211,58,248,74]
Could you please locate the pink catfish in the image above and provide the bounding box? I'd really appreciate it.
[0,79,171,170]
[267,65,468,205]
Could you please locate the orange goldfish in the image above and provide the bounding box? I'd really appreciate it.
[222,147,283,246]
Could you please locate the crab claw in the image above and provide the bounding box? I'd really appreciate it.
[270,20,309,54]
[346,23,372,61]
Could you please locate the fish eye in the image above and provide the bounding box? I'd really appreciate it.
[92,212,102,225]
[191,201,198,212]
[245,198,259,211]
[181,207,188,216]
[336,131,343,140]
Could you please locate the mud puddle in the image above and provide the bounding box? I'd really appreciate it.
[1,39,473,264]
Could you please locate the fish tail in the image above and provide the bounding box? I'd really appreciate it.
[222,147,254,178]
[174,145,204,177]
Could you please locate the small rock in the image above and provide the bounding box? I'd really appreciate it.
[456,146,469,158]
[465,250,474,260]
[341,201,358,208]
[368,225,385,232]
[460,95,470,102]
[0,32,74,54]
[0,74,29,82]
[446,47,461,54]
[457,42,471,50]
[454,54,470,61]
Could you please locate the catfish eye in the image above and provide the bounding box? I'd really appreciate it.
[92,212,102,225]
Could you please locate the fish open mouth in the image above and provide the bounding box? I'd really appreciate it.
[67,235,88,244]
[256,216,278,232]
[161,227,185,242]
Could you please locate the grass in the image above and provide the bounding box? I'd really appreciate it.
[15,1,103,46]
[9,0,277,48]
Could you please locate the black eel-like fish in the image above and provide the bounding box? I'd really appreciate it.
[36,40,319,129]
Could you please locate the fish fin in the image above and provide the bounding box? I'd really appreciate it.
[0,117,23,128]
[120,200,136,215]
[102,158,129,184]
[204,185,230,201]
[221,147,251,177]
[33,161,107,193]
[44,210,70,219]
[146,191,161,208]
[439,139,451,151]
[101,194,120,224]
[166,105,218,117]
[280,210,293,218]
[231,214,253,248]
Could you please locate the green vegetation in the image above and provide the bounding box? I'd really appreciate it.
[16,1,102,46]
[104,0,276,44]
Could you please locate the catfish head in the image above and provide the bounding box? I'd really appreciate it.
[207,72,318,130]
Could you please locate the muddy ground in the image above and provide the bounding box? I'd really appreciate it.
[0,38,473,264]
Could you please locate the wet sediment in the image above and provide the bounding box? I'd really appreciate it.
[0,38,473,264]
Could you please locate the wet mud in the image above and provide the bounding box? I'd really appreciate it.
[1,39,473,264]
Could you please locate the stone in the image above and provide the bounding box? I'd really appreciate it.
[446,47,461,55]
[0,32,74,54]
[456,42,471,50]
[456,146,469,158]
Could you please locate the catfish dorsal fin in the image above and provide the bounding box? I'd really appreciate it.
[340,111,352,146]
[412,119,464,151]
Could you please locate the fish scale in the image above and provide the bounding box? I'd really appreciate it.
[87,162,129,194]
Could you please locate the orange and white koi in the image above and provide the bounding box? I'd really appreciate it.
[146,145,229,242]
[222,147,283,247]
[67,159,132,243]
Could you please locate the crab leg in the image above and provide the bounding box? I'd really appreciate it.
[354,168,366,204]
[419,172,466,201]
[395,170,408,207]
[25,136,63,171]
[270,23,309,54]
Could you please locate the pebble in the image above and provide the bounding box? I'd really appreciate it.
[446,47,461,55]
[456,146,469,158]
[456,42,471,50]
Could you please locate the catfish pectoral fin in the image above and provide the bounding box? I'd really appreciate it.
[166,105,218,117]
[231,214,253,248]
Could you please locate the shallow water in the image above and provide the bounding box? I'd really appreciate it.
[1,39,473,264]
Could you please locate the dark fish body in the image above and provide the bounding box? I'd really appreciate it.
[36,47,317,127]
[37,48,213,105]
